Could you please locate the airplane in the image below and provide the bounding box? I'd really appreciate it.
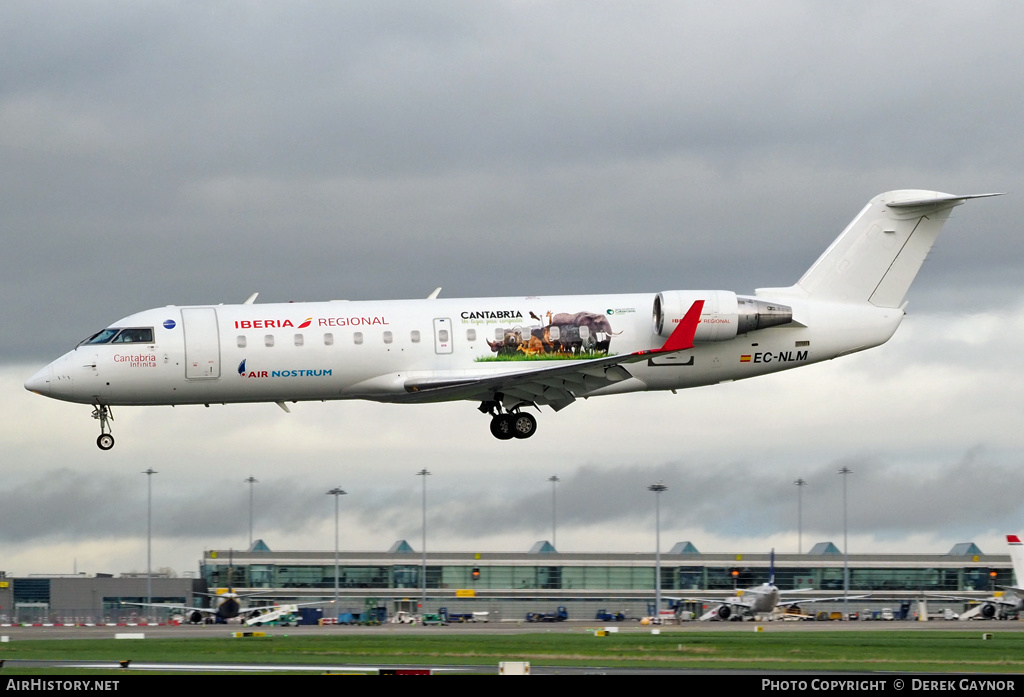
[672,550,865,621]
[123,589,251,624]
[123,589,332,625]
[24,189,997,449]
[930,534,1024,620]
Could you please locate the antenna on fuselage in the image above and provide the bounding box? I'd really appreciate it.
[243,292,259,305]
[427,287,442,299]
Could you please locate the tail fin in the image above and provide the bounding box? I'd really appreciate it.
[795,191,999,307]
[1008,535,1024,587]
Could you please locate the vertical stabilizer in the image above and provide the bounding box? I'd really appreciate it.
[795,191,997,307]
[1008,535,1024,587]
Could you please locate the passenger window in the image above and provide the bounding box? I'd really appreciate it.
[411,330,421,343]
[324,333,334,346]
[494,328,504,341]
[265,335,274,348]
[383,331,393,344]
[353,332,363,345]
[466,329,476,341]
[294,334,304,347]
[439,329,449,342]
[237,336,247,348]
[548,326,560,340]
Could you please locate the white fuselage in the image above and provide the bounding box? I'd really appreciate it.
[26,190,987,448]
[25,290,903,408]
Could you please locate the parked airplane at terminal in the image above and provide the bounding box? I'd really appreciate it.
[124,589,331,625]
[25,190,996,448]
[674,550,864,621]
[932,535,1024,620]
[123,589,252,624]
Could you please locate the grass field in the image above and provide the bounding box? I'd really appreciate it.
[3,630,1024,674]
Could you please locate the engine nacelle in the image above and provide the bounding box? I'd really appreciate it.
[653,290,793,342]
[716,604,732,620]
[980,603,998,619]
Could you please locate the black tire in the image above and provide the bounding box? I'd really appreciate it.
[511,412,537,439]
[97,434,115,450]
[489,414,514,440]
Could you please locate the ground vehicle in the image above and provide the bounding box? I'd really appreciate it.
[526,606,568,622]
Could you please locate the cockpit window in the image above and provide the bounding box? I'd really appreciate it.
[112,328,154,343]
[81,327,154,345]
[82,328,121,345]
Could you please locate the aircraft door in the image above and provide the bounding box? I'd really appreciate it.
[182,307,221,379]
[433,318,453,354]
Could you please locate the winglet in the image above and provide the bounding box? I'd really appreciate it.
[646,300,704,354]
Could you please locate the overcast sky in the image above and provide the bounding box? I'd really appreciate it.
[3,1,1024,577]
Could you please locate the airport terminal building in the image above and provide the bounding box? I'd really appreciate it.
[0,541,1012,623]
[194,540,1012,621]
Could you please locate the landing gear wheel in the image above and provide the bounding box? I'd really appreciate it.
[489,414,515,440]
[91,404,114,450]
[511,412,537,439]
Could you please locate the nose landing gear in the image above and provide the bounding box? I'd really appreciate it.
[91,404,115,450]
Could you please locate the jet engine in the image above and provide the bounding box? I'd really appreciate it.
[980,603,998,619]
[716,604,732,620]
[653,290,792,342]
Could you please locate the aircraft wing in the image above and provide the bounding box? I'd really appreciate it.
[396,301,705,410]
[778,593,871,607]
[120,601,210,615]
[668,595,757,621]
[670,596,753,607]
[924,593,1019,607]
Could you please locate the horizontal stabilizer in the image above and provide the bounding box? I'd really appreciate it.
[885,192,1002,208]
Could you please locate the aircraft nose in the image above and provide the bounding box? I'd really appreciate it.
[25,357,76,401]
[24,364,53,396]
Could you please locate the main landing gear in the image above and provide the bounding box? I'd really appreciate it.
[480,400,537,440]
[92,404,115,450]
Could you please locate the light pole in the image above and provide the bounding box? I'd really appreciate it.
[838,466,852,620]
[416,469,431,611]
[142,468,157,606]
[794,478,807,554]
[648,482,667,621]
[326,488,347,614]
[548,475,560,550]
[245,476,258,550]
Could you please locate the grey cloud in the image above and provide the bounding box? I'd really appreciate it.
[3,2,1024,573]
